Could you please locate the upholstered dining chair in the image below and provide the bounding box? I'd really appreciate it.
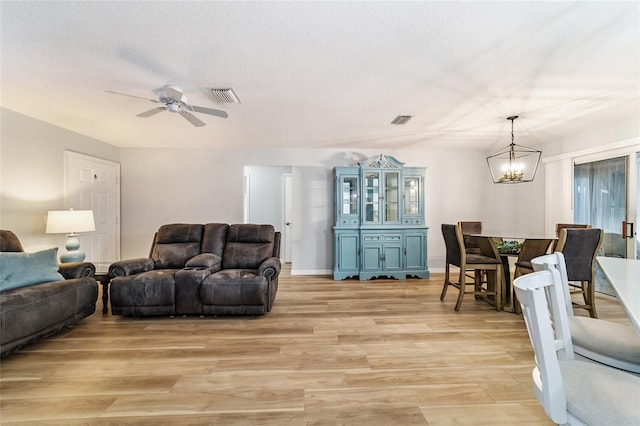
[514,269,640,425]
[514,238,555,278]
[555,223,591,237]
[458,221,482,255]
[552,223,591,251]
[556,228,604,318]
[441,224,504,311]
[511,238,555,314]
[531,252,640,374]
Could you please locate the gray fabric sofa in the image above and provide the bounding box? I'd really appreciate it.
[0,230,98,358]
[109,223,281,316]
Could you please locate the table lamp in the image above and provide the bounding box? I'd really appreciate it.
[46,209,96,263]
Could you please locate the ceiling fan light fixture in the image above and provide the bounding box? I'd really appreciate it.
[107,85,228,126]
[210,88,241,104]
[391,115,412,125]
[486,116,541,184]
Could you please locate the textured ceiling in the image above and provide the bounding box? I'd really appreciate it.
[1,1,638,151]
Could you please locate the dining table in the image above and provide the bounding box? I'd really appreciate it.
[465,232,557,313]
[596,256,640,334]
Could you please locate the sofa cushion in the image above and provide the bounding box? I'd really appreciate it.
[222,224,275,269]
[200,270,267,307]
[0,248,65,292]
[151,224,204,269]
[201,223,229,256]
[110,270,177,308]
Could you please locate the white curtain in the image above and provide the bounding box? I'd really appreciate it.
[574,156,626,257]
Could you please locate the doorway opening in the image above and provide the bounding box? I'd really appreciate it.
[243,165,292,264]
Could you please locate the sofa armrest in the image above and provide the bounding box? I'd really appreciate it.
[109,258,155,278]
[58,262,95,279]
[185,253,222,271]
[257,257,281,279]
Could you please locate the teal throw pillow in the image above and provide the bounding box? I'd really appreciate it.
[0,248,65,292]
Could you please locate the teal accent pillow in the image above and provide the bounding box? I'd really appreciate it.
[0,248,65,292]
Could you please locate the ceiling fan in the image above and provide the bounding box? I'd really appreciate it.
[105,85,228,127]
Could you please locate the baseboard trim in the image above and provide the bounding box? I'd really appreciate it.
[290,269,332,276]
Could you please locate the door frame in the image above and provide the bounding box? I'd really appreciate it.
[282,173,293,263]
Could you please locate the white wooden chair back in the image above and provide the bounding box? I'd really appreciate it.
[531,252,573,317]
[513,269,575,425]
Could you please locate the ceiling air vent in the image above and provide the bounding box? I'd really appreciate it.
[391,115,412,125]
[209,88,241,104]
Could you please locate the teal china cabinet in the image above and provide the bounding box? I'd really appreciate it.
[333,154,429,280]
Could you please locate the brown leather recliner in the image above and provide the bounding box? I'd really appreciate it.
[109,223,281,316]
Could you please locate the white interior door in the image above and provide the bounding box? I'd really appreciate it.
[284,173,293,263]
[66,152,120,272]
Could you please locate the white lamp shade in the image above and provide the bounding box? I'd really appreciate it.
[46,210,96,234]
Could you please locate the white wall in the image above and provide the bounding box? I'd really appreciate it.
[2,109,560,274]
[119,147,492,273]
[0,108,120,251]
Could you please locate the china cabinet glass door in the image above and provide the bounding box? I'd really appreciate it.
[403,177,420,216]
[341,177,358,216]
[384,172,399,223]
[364,172,380,223]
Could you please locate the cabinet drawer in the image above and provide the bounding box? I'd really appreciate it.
[362,233,402,242]
[403,218,423,225]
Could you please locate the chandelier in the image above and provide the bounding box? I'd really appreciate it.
[486,116,541,184]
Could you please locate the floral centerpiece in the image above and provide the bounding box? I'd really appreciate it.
[496,240,522,255]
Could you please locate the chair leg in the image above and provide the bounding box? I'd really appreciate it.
[513,291,522,315]
[454,269,465,311]
[495,267,502,312]
[440,264,450,301]
[585,280,597,318]
[474,270,482,298]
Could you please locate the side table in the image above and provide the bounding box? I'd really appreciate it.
[94,272,110,313]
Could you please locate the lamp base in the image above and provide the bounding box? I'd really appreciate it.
[59,233,86,263]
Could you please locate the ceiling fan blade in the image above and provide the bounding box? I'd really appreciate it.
[137,107,166,117]
[192,105,229,118]
[105,90,160,103]
[180,111,206,127]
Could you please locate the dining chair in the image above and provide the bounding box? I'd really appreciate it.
[599,232,626,258]
[555,223,591,237]
[552,223,591,251]
[513,269,640,425]
[511,238,555,314]
[531,252,640,374]
[556,228,604,318]
[514,238,555,278]
[458,221,482,255]
[441,224,504,311]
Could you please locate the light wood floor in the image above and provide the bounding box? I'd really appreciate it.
[0,267,632,425]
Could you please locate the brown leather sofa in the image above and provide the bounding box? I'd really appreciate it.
[0,230,97,358]
[109,223,281,316]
